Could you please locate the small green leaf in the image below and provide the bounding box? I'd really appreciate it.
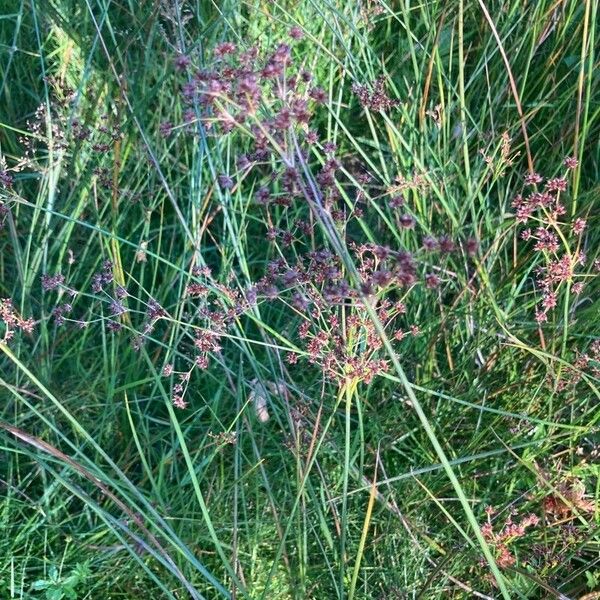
[73,561,91,582]
[563,55,579,68]
[63,587,77,600]
[585,570,598,590]
[31,580,51,590]
[45,587,64,600]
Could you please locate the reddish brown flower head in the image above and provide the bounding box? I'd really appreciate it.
[309,87,327,104]
[424,273,440,289]
[564,156,578,169]
[195,355,209,369]
[572,218,586,235]
[352,78,398,112]
[173,395,188,409]
[545,177,567,193]
[388,195,404,209]
[214,42,237,58]
[159,121,172,137]
[465,237,479,257]
[289,26,304,40]
[438,236,456,254]
[524,172,543,185]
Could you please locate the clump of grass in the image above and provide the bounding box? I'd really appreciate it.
[1,1,599,599]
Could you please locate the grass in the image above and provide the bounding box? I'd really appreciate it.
[1,0,599,598]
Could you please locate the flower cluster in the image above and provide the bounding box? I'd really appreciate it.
[0,298,35,343]
[141,33,483,407]
[0,154,14,190]
[511,158,594,324]
[481,506,539,568]
[554,337,600,391]
[241,237,464,385]
[91,260,115,294]
[352,77,399,112]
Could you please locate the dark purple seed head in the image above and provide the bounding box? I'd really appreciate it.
[371,270,392,287]
[424,273,440,289]
[398,214,415,229]
[304,129,319,146]
[373,245,391,260]
[174,54,191,71]
[0,171,14,188]
[438,236,456,254]
[110,300,127,316]
[41,273,65,291]
[218,174,234,190]
[388,195,404,209]
[309,87,327,104]
[255,187,271,205]
[106,320,123,333]
[159,121,173,137]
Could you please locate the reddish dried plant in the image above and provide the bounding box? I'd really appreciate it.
[481,506,540,569]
